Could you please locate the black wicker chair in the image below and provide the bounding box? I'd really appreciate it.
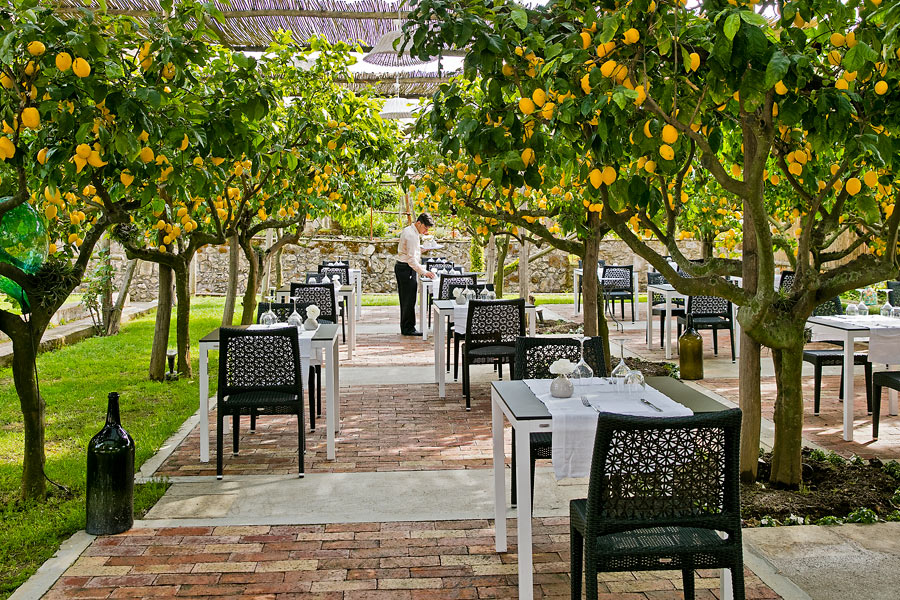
[290,283,338,325]
[576,259,606,312]
[216,327,305,479]
[318,265,349,342]
[429,272,477,331]
[803,296,872,415]
[873,371,900,439]
[570,409,745,600]
[677,295,736,362]
[601,265,636,322]
[510,336,607,506]
[256,302,322,431]
[778,270,796,291]
[461,299,525,410]
[449,282,495,380]
[889,288,899,307]
[647,271,685,348]
[425,257,453,271]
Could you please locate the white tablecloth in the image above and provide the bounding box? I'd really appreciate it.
[524,377,693,479]
[248,324,316,376]
[810,315,900,364]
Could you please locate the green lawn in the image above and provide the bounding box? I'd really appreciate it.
[0,297,238,599]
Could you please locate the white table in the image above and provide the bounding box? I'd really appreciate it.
[278,285,356,360]
[198,324,342,461]
[432,299,537,398]
[349,268,362,320]
[645,283,688,359]
[490,378,733,600]
[807,315,900,441]
[418,273,483,341]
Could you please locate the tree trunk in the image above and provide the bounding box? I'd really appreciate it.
[222,235,239,326]
[769,344,806,488]
[274,245,283,290]
[701,235,715,260]
[106,259,137,336]
[739,333,762,484]
[485,234,496,283]
[149,265,173,381]
[493,237,509,297]
[173,262,193,378]
[99,236,113,331]
[12,317,46,500]
[240,240,261,325]
[518,239,530,300]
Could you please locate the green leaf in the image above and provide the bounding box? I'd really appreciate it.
[765,51,790,89]
[510,9,527,30]
[724,13,741,41]
[856,194,880,223]
[842,42,878,74]
[739,11,767,26]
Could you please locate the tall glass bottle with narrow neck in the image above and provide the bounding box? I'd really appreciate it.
[86,392,135,535]
[678,315,704,380]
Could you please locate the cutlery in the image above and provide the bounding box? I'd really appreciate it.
[581,396,599,412]
[640,397,663,412]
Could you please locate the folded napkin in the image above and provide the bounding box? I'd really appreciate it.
[452,304,469,334]
[524,378,692,479]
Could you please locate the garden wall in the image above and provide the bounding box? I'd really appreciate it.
[101,237,704,301]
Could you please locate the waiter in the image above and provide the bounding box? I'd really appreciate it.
[395,213,436,336]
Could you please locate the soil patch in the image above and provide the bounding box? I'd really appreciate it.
[741,448,900,525]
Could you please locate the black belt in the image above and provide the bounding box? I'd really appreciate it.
[396,261,413,269]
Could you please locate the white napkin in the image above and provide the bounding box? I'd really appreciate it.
[452,303,469,334]
[524,378,692,479]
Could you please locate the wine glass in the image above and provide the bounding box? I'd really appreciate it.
[287,296,303,328]
[260,291,278,326]
[846,300,859,316]
[610,339,629,391]
[892,305,900,319]
[624,368,645,394]
[857,296,869,316]
[571,334,594,386]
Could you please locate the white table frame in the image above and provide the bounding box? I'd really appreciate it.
[433,300,537,398]
[278,286,356,360]
[198,324,342,462]
[807,316,899,442]
[490,380,734,600]
[350,268,362,320]
[645,284,688,360]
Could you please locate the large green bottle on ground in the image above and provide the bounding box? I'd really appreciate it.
[86,392,135,535]
[678,315,704,380]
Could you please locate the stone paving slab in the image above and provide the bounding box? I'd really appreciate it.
[43,520,779,599]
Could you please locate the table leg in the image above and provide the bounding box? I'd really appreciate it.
[491,389,507,553]
[418,279,427,341]
[528,308,536,337]
[664,296,673,360]
[333,339,340,432]
[347,290,356,360]
[435,304,445,398]
[888,365,899,415]
[515,422,534,600]
[734,310,742,359]
[356,272,362,319]
[199,344,209,463]
[843,331,855,442]
[646,292,653,349]
[326,339,338,460]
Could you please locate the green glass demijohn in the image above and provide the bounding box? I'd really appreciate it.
[86,392,135,535]
[678,314,704,380]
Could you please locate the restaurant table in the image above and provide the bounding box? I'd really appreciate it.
[645,283,688,359]
[418,273,486,341]
[432,299,537,398]
[574,267,641,318]
[349,268,362,319]
[491,376,734,600]
[807,315,900,441]
[278,284,356,360]
[198,323,342,461]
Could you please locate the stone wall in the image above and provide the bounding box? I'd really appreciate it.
[96,236,705,301]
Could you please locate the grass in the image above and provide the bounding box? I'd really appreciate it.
[0,296,238,599]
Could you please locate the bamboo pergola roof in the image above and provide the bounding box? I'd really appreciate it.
[53,0,455,96]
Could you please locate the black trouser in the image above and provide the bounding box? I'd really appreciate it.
[395,261,417,334]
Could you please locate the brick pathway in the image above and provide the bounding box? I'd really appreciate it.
[46,520,777,599]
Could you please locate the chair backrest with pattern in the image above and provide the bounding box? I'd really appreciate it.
[890,288,900,307]
[647,271,669,305]
[584,409,742,539]
[602,265,633,291]
[257,302,314,323]
[318,264,350,285]
[779,270,796,292]
[426,258,453,271]
[687,295,730,318]
[811,296,842,317]
[218,327,302,400]
[513,336,607,380]
[465,299,525,349]
[439,273,477,299]
[289,283,337,322]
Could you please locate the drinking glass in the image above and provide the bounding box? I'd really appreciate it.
[260,292,278,326]
[571,334,594,385]
[624,368,645,394]
[846,301,859,316]
[857,298,869,316]
[881,300,893,318]
[893,305,900,319]
[610,339,629,391]
[287,296,303,328]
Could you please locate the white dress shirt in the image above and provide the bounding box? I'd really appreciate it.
[398,224,427,276]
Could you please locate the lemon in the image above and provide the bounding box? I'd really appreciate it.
[75,143,92,159]
[872,0,882,5]
[211,156,225,166]
[659,144,674,161]
[835,78,849,90]
[37,147,48,164]
[120,171,134,187]
[600,59,616,78]
[788,162,802,176]
[87,151,107,167]
[623,28,640,45]
[845,32,857,48]
[180,134,189,151]
[661,124,678,144]
[644,160,656,173]
[843,71,857,81]
[689,52,700,72]
[643,120,653,138]
[502,63,514,77]
[580,73,591,94]
[830,33,845,47]
[827,50,841,66]
[0,73,12,89]
[518,97,536,115]
[580,32,592,50]
[48,243,57,254]
[601,165,617,185]
[846,177,862,195]
[770,174,780,185]
[793,14,805,27]
[327,140,337,150]
[55,52,72,71]
[732,163,743,178]
[21,107,40,129]
[44,204,57,220]
[775,80,788,95]
[72,57,90,78]
[162,63,175,80]
[521,147,535,166]
[634,85,646,106]
[540,102,555,119]
[532,88,546,107]
[589,168,603,188]
[24,61,37,76]
[139,146,154,163]
[27,41,45,56]
[864,171,878,187]
[875,80,888,95]
[327,119,338,128]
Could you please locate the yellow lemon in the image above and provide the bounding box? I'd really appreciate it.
[327,140,337,150]
[601,165,617,185]
[540,102,555,119]
[502,63,514,77]
[689,52,700,72]
[645,160,656,173]
[55,52,72,71]
[788,162,802,176]
[21,107,40,129]
[0,73,13,89]
[643,120,653,138]
[835,78,849,90]
[623,28,640,45]
[843,71,857,81]
[518,97,536,115]
[180,134,189,151]
[37,147,48,164]
[532,88,547,107]
[732,163,743,178]
[661,124,678,144]
[48,243,57,254]
[75,143,91,159]
[139,146,154,163]
[120,171,134,187]
[846,177,862,195]
[634,84,646,106]
[600,59,617,78]
[827,50,841,66]
[864,171,878,187]
[580,73,591,94]
[521,147,535,166]
[44,204,57,220]
[660,144,674,161]
[72,57,90,78]
[875,80,888,95]
[580,32,592,50]
[830,33,845,47]
[589,168,603,188]
[87,150,107,167]
[27,41,45,56]
[24,61,37,76]
[845,32,857,48]
[775,80,788,95]
[770,174,781,186]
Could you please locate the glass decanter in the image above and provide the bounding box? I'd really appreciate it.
[570,334,594,385]
[287,296,303,328]
[610,340,629,390]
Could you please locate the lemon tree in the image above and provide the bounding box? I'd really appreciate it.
[406,0,900,486]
